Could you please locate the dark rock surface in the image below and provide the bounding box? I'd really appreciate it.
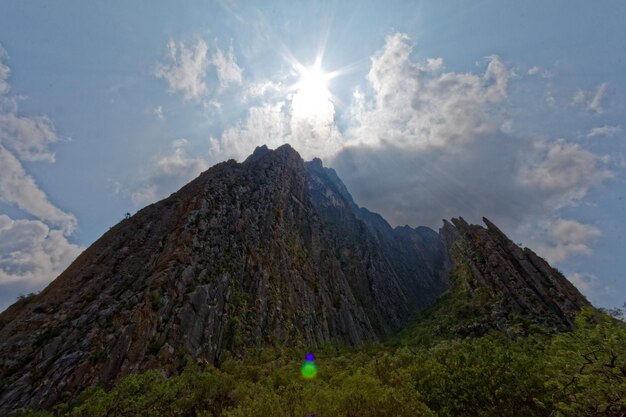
[0,144,589,413]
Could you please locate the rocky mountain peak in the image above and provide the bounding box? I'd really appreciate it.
[0,145,591,414]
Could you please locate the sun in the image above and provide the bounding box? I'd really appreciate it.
[291,58,334,119]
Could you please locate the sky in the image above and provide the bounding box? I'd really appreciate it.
[0,0,625,312]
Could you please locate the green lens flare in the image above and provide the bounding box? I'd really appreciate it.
[300,360,318,379]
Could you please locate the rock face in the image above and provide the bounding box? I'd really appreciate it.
[439,217,589,334]
[0,145,589,413]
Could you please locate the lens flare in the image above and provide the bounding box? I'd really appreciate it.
[301,360,318,379]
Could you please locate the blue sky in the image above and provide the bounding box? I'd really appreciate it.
[0,0,624,312]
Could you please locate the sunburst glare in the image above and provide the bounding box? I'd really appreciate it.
[291,56,334,119]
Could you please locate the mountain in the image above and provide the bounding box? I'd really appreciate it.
[0,144,589,414]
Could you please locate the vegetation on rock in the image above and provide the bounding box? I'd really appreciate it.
[11,308,625,417]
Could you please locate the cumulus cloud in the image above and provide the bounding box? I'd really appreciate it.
[586,125,622,138]
[326,34,612,265]
[0,214,83,286]
[346,33,509,149]
[131,139,208,206]
[155,39,210,100]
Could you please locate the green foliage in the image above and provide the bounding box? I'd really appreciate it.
[547,309,626,417]
[15,309,626,417]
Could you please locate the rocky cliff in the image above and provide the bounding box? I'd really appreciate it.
[439,217,589,335]
[0,144,589,413]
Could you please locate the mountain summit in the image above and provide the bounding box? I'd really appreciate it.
[0,144,588,413]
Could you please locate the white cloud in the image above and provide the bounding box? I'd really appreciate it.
[328,32,612,259]
[520,140,612,208]
[527,66,541,75]
[572,83,609,114]
[0,46,60,163]
[537,218,601,263]
[0,46,10,96]
[0,112,59,162]
[155,38,244,101]
[347,33,509,149]
[586,124,622,138]
[0,52,74,231]
[0,214,82,285]
[131,184,158,206]
[588,82,608,114]
[212,45,243,89]
[244,80,283,100]
[154,105,164,120]
[155,138,207,178]
[131,139,208,207]
[0,44,81,297]
[210,102,288,161]
[572,89,585,105]
[155,39,210,100]
[0,146,77,234]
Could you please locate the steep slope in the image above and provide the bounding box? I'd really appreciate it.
[304,158,449,308]
[0,145,446,413]
[437,217,590,335]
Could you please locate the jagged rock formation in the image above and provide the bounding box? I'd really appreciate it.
[439,217,589,335]
[0,144,589,413]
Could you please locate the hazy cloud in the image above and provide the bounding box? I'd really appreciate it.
[131,184,158,206]
[0,46,10,95]
[0,214,82,286]
[588,83,608,114]
[210,102,288,161]
[154,105,164,120]
[527,66,541,75]
[586,125,622,138]
[131,139,208,206]
[538,218,601,263]
[572,83,609,114]
[155,38,243,101]
[520,140,613,208]
[212,45,243,89]
[155,39,210,100]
